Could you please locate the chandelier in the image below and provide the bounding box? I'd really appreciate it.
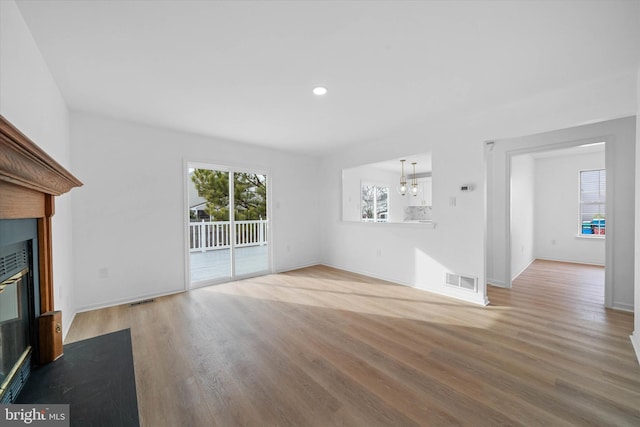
[398,160,420,196]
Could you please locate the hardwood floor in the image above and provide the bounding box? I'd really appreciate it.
[65,260,640,426]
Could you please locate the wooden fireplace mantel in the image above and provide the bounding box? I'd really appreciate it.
[0,114,82,313]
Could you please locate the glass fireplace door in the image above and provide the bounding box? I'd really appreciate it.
[0,240,32,389]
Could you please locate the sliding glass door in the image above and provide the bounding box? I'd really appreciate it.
[187,164,269,287]
[232,171,269,276]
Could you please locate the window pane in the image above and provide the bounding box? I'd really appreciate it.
[376,187,388,221]
[234,172,269,276]
[361,184,388,222]
[580,169,605,235]
[189,168,231,282]
[361,185,374,220]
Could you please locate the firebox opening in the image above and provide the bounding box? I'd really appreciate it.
[0,219,39,403]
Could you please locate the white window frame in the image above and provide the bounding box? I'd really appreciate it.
[360,182,389,223]
[578,168,605,238]
[184,160,272,289]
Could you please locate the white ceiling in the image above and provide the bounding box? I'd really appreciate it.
[365,153,433,176]
[15,0,640,155]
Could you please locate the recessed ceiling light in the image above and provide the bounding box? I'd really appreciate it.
[313,86,327,96]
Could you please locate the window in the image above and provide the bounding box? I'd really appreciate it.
[579,169,605,236]
[361,184,388,222]
[341,152,432,224]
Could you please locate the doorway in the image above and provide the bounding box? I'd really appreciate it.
[186,163,270,287]
[486,118,636,312]
[488,135,613,307]
[509,143,606,303]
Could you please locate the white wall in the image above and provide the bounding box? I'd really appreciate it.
[320,115,490,305]
[534,152,606,265]
[341,167,361,222]
[4,0,639,344]
[342,165,407,223]
[510,154,535,279]
[70,112,322,311]
[321,70,637,307]
[633,66,640,363]
[487,117,635,311]
[0,0,76,336]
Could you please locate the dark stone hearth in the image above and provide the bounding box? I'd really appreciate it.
[16,329,139,427]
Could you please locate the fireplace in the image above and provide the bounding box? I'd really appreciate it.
[0,115,82,403]
[0,241,34,377]
[0,224,38,402]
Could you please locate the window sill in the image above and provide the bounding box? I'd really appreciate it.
[575,234,605,240]
[342,220,436,229]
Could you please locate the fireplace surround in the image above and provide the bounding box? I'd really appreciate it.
[0,115,82,402]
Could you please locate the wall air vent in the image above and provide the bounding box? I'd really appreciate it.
[445,272,477,292]
[130,299,155,306]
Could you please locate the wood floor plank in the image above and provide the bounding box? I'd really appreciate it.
[65,260,640,426]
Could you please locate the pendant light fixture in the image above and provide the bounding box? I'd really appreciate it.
[411,162,419,196]
[398,160,408,195]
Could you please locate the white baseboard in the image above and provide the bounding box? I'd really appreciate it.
[321,262,489,306]
[487,277,507,288]
[321,261,413,287]
[631,332,640,365]
[274,261,321,274]
[511,258,535,281]
[69,263,318,324]
[74,288,185,315]
[418,283,490,306]
[534,257,605,267]
[62,310,77,341]
[71,264,319,321]
[65,290,182,342]
[612,302,634,312]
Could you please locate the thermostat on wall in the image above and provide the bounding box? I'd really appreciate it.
[460,185,473,192]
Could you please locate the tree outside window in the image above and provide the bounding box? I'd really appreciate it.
[191,169,267,221]
[361,184,388,222]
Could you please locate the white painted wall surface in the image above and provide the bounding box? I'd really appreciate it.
[0,0,76,336]
[341,167,361,222]
[320,116,489,306]
[510,154,535,279]
[534,152,605,265]
[4,0,639,334]
[322,70,636,307]
[487,117,635,310]
[70,112,321,311]
[633,66,640,363]
[342,165,407,223]
[485,71,637,287]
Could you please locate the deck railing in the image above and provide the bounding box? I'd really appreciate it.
[189,220,268,252]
